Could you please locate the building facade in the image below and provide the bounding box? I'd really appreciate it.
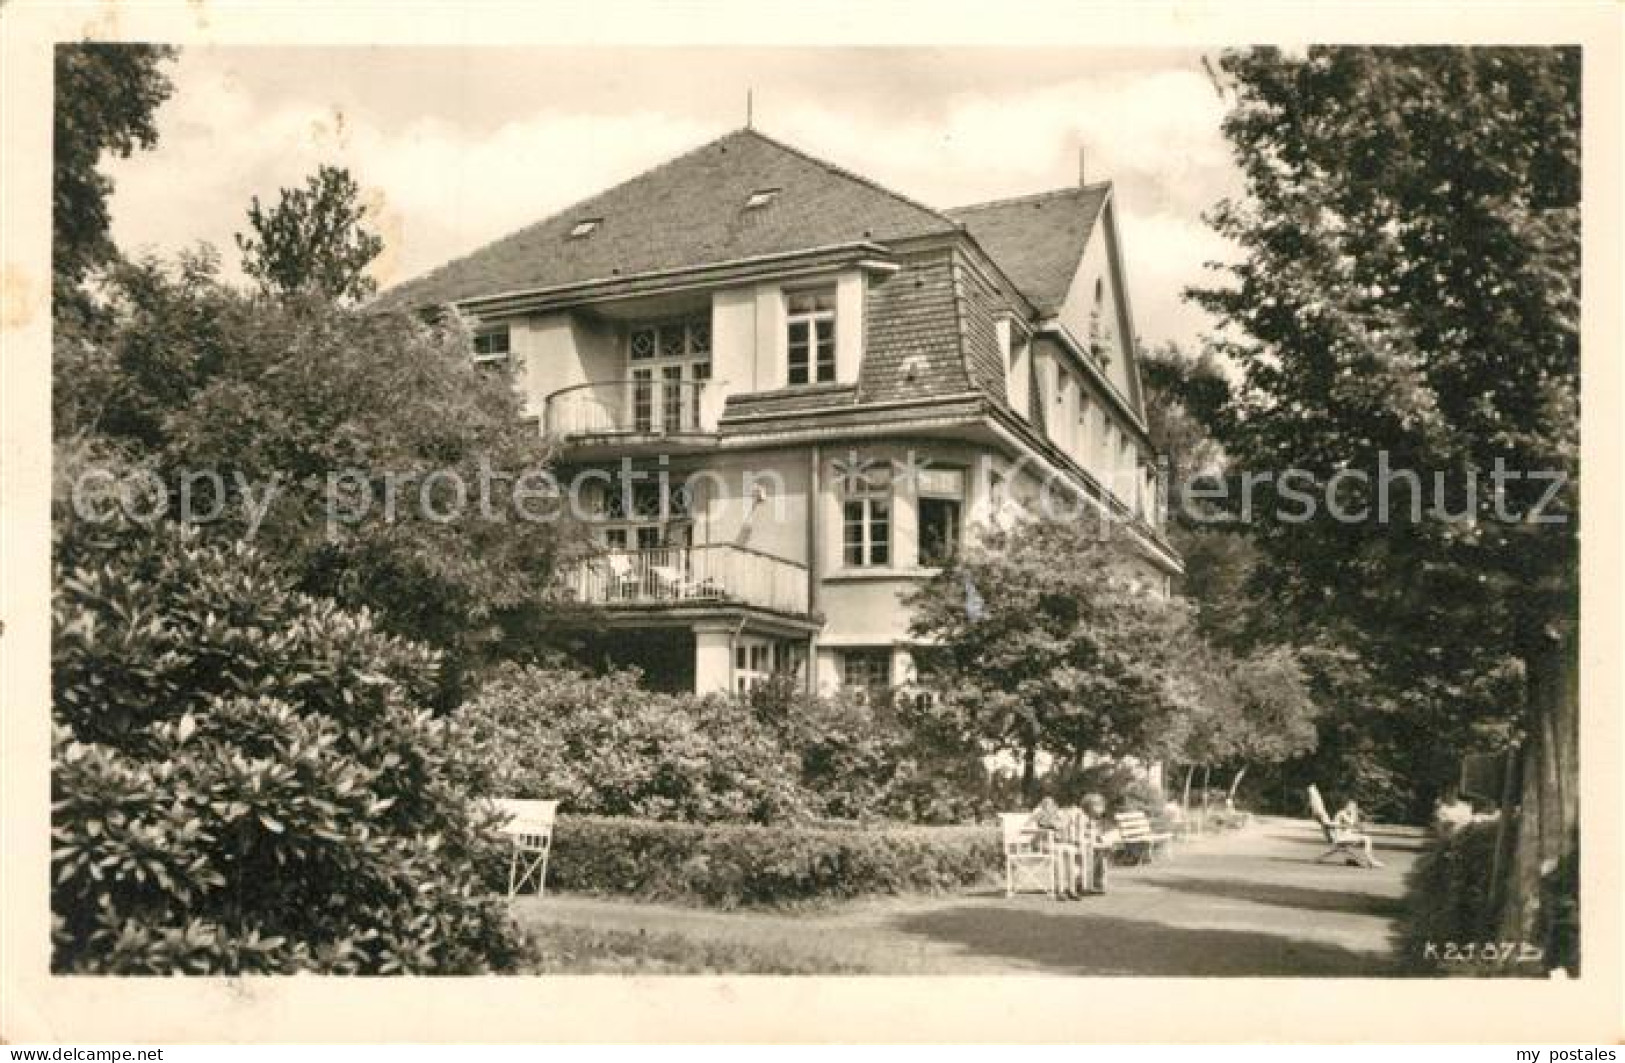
[382,129,1181,698]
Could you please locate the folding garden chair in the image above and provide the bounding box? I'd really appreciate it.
[493,798,559,897]
[1000,813,1059,898]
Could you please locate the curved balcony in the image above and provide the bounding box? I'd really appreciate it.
[543,378,723,442]
[562,544,809,617]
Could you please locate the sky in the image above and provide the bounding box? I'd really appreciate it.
[106,47,1244,350]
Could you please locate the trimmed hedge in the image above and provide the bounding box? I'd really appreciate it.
[544,816,1001,908]
[1398,819,1500,973]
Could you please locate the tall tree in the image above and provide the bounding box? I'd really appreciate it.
[52,43,177,320]
[236,165,384,304]
[1139,343,1265,649]
[907,518,1202,800]
[1191,47,1579,962]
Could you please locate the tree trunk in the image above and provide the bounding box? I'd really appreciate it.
[1499,623,1580,972]
[1228,765,1247,803]
[1020,741,1039,805]
[1181,765,1195,811]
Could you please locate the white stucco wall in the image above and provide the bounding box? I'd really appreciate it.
[510,312,621,420]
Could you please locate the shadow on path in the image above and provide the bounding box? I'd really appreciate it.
[1150,876,1406,918]
[892,905,1404,976]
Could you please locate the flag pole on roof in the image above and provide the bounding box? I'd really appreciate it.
[747,88,754,129]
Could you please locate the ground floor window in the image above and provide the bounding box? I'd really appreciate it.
[735,638,806,694]
[839,647,893,702]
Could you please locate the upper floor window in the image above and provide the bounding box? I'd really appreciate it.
[629,316,710,362]
[472,326,511,365]
[841,460,891,567]
[917,468,964,568]
[787,287,836,386]
[997,316,1032,420]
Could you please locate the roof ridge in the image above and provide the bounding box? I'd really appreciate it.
[947,181,1112,215]
[742,126,961,234]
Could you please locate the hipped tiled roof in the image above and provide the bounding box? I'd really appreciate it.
[376,128,961,310]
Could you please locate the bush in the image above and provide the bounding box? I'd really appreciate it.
[456,666,993,827]
[456,665,811,824]
[52,457,526,974]
[757,684,991,824]
[1046,761,1164,814]
[1398,819,1501,973]
[543,816,1001,909]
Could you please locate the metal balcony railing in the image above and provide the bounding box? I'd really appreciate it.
[543,378,721,439]
[562,544,809,616]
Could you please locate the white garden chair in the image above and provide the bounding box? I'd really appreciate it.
[493,798,559,897]
[1000,813,1058,898]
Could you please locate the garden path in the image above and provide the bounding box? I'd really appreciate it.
[510,816,1427,975]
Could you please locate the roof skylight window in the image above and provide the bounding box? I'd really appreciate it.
[569,218,602,239]
[744,188,781,209]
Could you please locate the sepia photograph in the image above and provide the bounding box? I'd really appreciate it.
[2,0,1620,1047]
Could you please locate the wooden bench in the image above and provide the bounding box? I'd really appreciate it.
[1113,810,1173,865]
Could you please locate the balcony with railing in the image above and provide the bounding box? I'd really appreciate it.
[543,378,722,442]
[562,544,809,617]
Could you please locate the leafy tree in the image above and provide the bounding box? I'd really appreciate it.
[907,518,1203,800]
[236,165,384,304]
[58,251,580,705]
[52,43,176,322]
[1191,47,1578,954]
[51,441,526,973]
[1139,344,1266,649]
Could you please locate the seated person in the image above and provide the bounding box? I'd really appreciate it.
[1332,799,1384,868]
[1053,802,1090,897]
[1027,796,1063,839]
[1081,793,1115,892]
[1024,796,1083,898]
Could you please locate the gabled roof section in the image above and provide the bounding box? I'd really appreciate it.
[376,128,960,310]
[945,184,1109,316]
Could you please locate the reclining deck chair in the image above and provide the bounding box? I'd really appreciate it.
[1307,785,1372,868]
[494,798,560,897]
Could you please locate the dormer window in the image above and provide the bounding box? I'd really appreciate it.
[472,326,511,365]
[745,188,781,209]
[568,218,602,239]
[786,286,836,386]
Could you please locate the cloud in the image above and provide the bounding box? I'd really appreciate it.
[105,48,1242,347]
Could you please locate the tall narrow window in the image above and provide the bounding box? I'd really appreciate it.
[841,460,891,567]
[661,365,683,431]
[917,468,964,568]
[787,287,836,385]
[630,369,654,432]
[1077,393,1093,465]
